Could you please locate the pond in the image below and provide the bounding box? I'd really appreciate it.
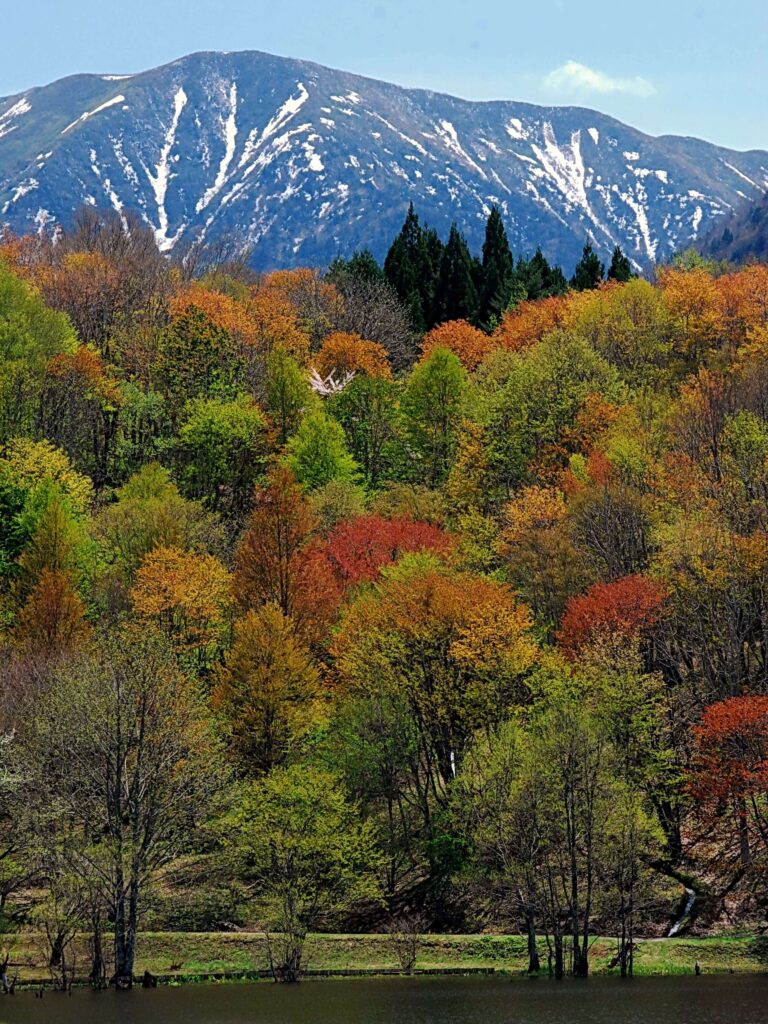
[0,975,766,1024]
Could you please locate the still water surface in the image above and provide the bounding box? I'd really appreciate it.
[0,976,766,1024]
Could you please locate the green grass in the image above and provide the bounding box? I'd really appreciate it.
[7,931,768,984]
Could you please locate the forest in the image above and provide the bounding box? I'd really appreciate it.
[0,203,767,987]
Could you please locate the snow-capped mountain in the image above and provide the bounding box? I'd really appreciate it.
[1,50,767,271]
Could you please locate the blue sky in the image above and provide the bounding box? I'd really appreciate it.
[4,0,766,151]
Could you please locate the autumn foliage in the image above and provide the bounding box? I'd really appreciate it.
[131,545,233,654]
[493,295,570,351]
[13,567,90,655]
[323,515,453,587]
[314,331,392,379]
[7,207,768,958]
[233,466,342,642]
[557,574,667,654]
[421,320,496,370]
[690,696,768,803]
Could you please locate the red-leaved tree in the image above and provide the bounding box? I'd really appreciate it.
[689,696,768,869]
[323,515,453,588]
[557,574,666,654]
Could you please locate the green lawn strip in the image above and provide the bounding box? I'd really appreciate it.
[6,932,767,983]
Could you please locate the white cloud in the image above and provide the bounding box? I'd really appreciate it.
[543,60,656,99]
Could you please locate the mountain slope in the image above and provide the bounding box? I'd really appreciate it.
[701,188,768,264]
[1,50,767,271]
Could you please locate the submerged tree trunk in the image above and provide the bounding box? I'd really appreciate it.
[553,930,564,979]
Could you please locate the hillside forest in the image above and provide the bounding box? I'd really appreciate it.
[0,204,768,986]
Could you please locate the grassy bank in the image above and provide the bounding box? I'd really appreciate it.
[7,931,768,984]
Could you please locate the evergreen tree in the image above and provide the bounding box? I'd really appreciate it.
[479,206,515,329]
[438,224,479,324]
[420,226,445,330]
[384,204,428,333]
[546,264,570,296]
[327,250,384,285]
[516,249,569,302]
[607,245,633,283]
[571,241,605,291]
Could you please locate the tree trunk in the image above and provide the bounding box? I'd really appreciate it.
[113,884,134,989]
[525,911,540,974]
[553,932,564,979]
[573,941,589,978]
[89,909,107,989]
[736,797,752,869]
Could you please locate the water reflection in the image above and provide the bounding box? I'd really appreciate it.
[0,975,766,1024]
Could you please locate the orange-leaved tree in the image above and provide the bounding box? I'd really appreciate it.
[334,558,538,791]
[493,295,571,352]
[233,465,342,644]
[314,331,391,379]
[421,320,496,371]
[131,545,233,662]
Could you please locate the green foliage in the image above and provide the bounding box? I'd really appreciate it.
[5,213,768,975]
[328,374,404,487]
[157,307,242,419]
[266,346,313,446]
[437,224,480,326]
[470,332,626,494]
[607,245,634,283]
[327,249,385,285]
[112,382,173,479]
[515,248,569,301]
[384,203,444,333]
[0,263,77,441]
[177,394,268,514]
[284,409,360,491]
[401,347,467,486]
[308,478,368,531]
[221,765,381,977]
[94,463,225,584]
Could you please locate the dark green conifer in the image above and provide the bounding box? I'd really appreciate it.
[384,204,445,332]
[606,245,633,283]
[438,224,479,324]
[479,206,515,329]
[570,241,605,291]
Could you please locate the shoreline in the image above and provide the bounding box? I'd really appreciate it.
[7,932,768,989]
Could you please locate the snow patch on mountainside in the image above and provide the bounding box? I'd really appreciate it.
[197,81,238,213]
[434,120,487,179]
[2,177,38,214]
[145,86,188,250]
[62,95,125,134]
[239,81,310,171]
[0,97,31,141]
[723,161,766,193]
[506,118,528,142]
[530,123,611,241]
[89,147,126,223]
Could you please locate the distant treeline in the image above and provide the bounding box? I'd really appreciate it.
[329,203,634,332]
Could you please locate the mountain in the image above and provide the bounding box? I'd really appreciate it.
[2,50,767,271]
[701,189,768,264]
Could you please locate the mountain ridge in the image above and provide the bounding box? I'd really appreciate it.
[2,49,767,270]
